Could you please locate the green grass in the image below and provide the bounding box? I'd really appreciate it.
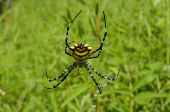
[0,0,170,111]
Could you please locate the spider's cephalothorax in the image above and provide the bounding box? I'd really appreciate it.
[45,10,121,94]
[70,43,92,67]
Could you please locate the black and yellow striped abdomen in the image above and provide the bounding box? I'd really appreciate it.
[70,43,92,67]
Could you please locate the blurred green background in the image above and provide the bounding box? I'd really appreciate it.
[0,0,170,112]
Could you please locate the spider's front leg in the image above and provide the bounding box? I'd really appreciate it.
[89,11,107,59]
[87,62,121,81]
[65,41,75,57]
[65,10,82,54]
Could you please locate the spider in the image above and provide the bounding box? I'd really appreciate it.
[45,10,121,94]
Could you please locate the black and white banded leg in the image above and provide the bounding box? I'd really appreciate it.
[45,62,76,82]
[65,41,75,57]
[87,62,121,80]
[85,64,102,94]
[65,10,82,50]
[45,62,76,89]
[89,11,107,59]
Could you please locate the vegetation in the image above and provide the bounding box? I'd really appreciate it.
[0,0,169,111]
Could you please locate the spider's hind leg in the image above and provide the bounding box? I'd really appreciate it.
[87,62,121,81]
[85,63,102,94]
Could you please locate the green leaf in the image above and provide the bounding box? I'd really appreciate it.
[22,101,35,112]
[112,81,129,90]
[112,89,130,95]
[134,91,167,105]
[61,85,88,107]
[68,102,79,112]
[145,20,152,38]
[31,95,43,106]
[49,92,58,112]
[81,93,91,108]
[135,69,150,77]
[153,0,161,7]
[165,91,170,106]
[155,18,166,28]
[132,75,148,92]
[132,71,155,92]
[147,61,164,72]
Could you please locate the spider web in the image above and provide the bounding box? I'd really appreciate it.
[88,81,107,112]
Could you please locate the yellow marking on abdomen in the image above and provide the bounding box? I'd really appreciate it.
[71,51,92,60]
[74,50,89,56]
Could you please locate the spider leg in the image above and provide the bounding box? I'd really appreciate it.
[87,62,121,80]
[46,61,76,82]
[45,62,76,89]
[85,63,102,94]
[65,41,75,57]
[65,10,82,50]
[89,11,107,59]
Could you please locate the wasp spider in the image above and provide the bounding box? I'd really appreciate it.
[45,10,121,94]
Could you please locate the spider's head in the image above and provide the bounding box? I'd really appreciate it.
[70,43,92,64]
